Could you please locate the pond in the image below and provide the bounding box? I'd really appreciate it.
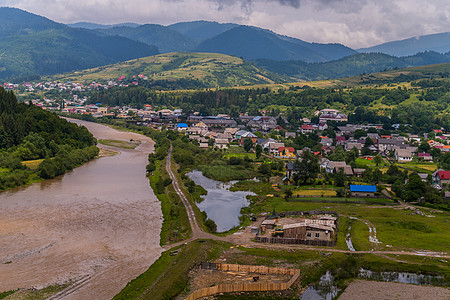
[300,271,340,300]
[358,268,445,285]
[187,170,255,232]
[300,268,445,300]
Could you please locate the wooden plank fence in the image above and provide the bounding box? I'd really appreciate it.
[217,263,296,275]
[185,264,300,300]
[254,236,336,246]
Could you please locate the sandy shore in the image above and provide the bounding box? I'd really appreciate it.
[0,120,163,299]
[339,280,450,300]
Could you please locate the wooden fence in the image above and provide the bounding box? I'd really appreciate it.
[185,264,300,300]
[254,236,336,246]
[217,263,297,275]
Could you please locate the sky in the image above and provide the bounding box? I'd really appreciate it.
[1,0,449,48]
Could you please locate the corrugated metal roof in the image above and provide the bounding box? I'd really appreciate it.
[350,185,377,192]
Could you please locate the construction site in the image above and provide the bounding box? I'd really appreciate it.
[185,263,300,300]
[254,211,339,246]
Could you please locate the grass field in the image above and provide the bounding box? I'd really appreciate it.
[98,139,140,149]
[198,164,257,181]
[293,189,337,196]
[48,52,286,88]
[21,159,44,170]
[245,193,449,252]
[223,152,257,160]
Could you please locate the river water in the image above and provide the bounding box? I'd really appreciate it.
[187,170,254,232]
[0,119,162,299]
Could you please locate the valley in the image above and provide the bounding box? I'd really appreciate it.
[1,4,450,300]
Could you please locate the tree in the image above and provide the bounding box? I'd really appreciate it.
[372,169,383,184]
[345,147,359,164]
[418,141,431,153]
[255,144,262,159]
[284,188,293,199]
[364,137,374,147]
[374,155,382,166]
[334,168,346,187]
[208,138,214,147]
[293,150,319,185]
[243,137,253,152]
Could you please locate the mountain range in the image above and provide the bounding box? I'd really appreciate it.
[1,7,450,81]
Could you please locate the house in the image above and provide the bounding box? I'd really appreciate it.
[261,219,277,229]
[378,138,404,152]
[224,127,240,136]
[319,158,330,170]
[177,123,188,131]
[214,139,229,149]
[301,124,316,134]
[418,152,433,162]
[260,138,277,149]
[318,123,328,131]
[322,146,334,156]
[319,113,348,123]
[269,143,285,155]
[346,141,363,153]
[395,149,413,163]
[326,161,352,175]
[320,137,333,146]
[278,147,295,158]
[433,170,450,187]
[285,132,296,138]
[296,147,312,160]
[283,223,335,242]
[353,168,366,177]
[418,173,429,182]
[350,185,377,197]
[286,162,295,179]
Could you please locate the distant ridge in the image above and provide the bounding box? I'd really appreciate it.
[96,24,197,53]
[359,32,450,57]
[195,25,356,62]
[253,51,450,81]
[169,21,238,41]
[68,22,141,30]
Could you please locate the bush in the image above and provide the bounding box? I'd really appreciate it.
[163,178,173,187]
[146,162,156,173]
[205,218,217,233]
[336,189,346,197]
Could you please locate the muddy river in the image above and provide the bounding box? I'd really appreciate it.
[0,119,162,299]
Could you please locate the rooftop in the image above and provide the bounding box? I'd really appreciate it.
[350,185,377,193]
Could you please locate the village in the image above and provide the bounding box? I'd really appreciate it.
[21,89,450,207]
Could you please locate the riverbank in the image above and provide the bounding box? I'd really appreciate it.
[0,120,162,300]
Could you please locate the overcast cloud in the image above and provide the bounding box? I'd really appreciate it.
[1,0,449,48]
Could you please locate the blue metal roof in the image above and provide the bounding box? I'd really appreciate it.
[350,185,377,192]
[177,123,188,128]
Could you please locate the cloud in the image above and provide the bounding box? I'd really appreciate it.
[1,0,449,48]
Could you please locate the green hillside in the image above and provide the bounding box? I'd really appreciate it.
[253,52,450,81]
[49,52,289,88]
[0,8,158,80]
[97,24,198,53]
